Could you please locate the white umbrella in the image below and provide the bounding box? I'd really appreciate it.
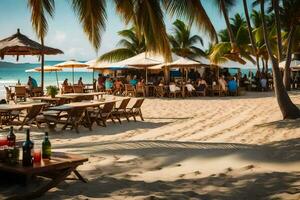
[279,60,300,70]
[55,60,88,84]
[25,65,62,87]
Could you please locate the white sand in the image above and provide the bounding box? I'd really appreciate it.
[5,92,300,199]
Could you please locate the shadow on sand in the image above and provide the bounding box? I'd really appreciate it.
[0,138,299,200]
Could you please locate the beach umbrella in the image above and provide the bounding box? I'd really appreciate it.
[25,66,62,87]
[55,60,88,84]
[112,52,179,83]
[149,57,204,81]
[0,29,63,90]
[279,60,300,69]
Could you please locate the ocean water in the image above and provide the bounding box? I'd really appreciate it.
[0,61,94,99]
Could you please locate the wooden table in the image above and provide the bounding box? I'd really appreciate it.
[0,152,88,200]
[49,100,117,111]
[0,103,46,128]
[46,100,118,132]
[57,92,106,101]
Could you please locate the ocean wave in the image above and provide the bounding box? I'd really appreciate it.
[0,80,17,84]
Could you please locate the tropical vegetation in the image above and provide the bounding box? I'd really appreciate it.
[26,0,300,119]
[98,27,145,62]
[168,19,205,59]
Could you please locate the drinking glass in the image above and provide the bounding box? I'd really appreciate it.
[0,134,7,149]
[33,148,41,163]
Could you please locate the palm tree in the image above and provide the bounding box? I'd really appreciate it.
[27,0,55,90]
[279,0,300,90]
[242,0,260,72]
[168,19,206,58]
[209,14,254,65]
[213,0,239,54]
[98,27,145,62]
[28,0,218,63]
[259,0,300,119]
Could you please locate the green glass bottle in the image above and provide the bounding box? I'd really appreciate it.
[7,126,16,147]
[42,132,51,159]
[22,129,34,166]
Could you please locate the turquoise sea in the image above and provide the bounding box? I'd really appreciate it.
[0,60,259,99]
[0,60,94,98]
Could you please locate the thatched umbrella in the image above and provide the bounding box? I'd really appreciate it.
[55,60,88,84]
[0,29,63,90]
[25,66,62,87]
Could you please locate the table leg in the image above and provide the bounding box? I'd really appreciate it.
[73,170,88,183]
[7,167,75,200]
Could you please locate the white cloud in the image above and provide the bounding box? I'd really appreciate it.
[53,31,66,43]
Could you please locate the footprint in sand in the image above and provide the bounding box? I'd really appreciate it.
[194,171,201,175]
[179,174,185,178]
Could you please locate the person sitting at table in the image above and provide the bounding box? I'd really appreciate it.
[196,78,207,93]
[218,75,227,92]
[97,74,105,92]
[130,75,138,87]
[78,77,84,87]
[62,78,69,87]
[27,76,38,96]
[186,79,195,92]
[136,79,146,96]
[105,77,113,94]
[113,78,123,95]
[260,75,267,91]
[228,77,238,95]
[158,80,164,87]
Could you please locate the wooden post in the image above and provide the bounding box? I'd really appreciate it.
[164,67,170,83]
[41,38,45,94]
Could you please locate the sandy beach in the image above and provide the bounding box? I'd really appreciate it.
[3,91,298,200]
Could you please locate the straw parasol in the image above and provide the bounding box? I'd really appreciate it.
[0,29,63,90]
[25,66,62,87]
[55,60,88,84]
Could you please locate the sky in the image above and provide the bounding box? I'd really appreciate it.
[0,0,247,63]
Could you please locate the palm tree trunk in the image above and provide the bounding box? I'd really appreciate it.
[220,0,238,53]
[272,0,283,61]
[41,37,45,94]
[242,0,260,72]
[283,26,296,91]
[260,0,300,119]
[262,57,265,73]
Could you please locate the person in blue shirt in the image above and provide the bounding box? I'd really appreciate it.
[227,77,238,95]
[28,76,38,89]
[130,75,138,87]
[105,77,113,93]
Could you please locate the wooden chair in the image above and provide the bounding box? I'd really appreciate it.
[89,101,116,127]
[32,87,43,97]
[12,104,45,130]
[62,85,73,94]
[154,86,165,97]
[73,85,84,93]
[136,85,146,97]
[61,108,86,133]
[124,84,136,97]
[111,98,131,123]
[126,98,144,122]
[5,86,15,102]
[15,86,27,102]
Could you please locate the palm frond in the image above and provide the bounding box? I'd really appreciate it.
[98,48,136,62]
[71,0,106,51]
[163,0,218,42]
[209,42,232,64]
[134,0,172,61]
[27,0,55,40]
